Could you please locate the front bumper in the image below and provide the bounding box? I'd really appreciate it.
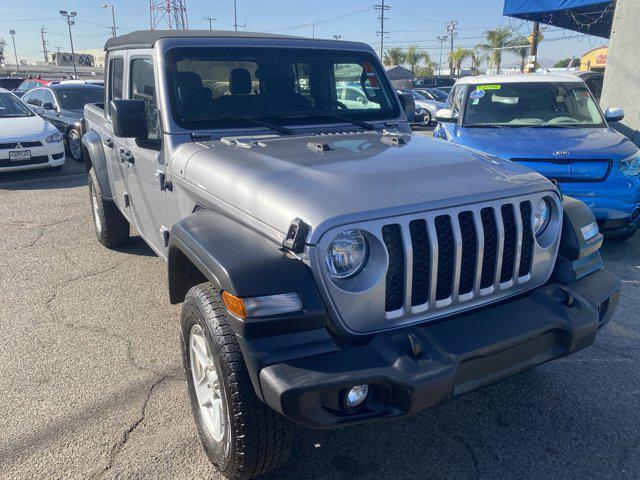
[254,269,620,428]
[0,142,65,173]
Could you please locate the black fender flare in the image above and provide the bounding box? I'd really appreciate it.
[81,130,114,200]
[168,209,328,337]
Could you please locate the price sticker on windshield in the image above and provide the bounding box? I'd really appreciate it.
[476,84,501,91]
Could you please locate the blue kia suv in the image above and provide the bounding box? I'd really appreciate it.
[434,74,640,239]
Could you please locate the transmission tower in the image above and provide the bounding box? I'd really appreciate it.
[150,0,189,30]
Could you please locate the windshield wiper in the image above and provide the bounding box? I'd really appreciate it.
[182,114,294,136]
[273,110,378,131]
[464,123,503,128]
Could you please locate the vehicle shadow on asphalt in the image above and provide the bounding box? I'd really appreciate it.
[113,235,157,258]
[0,161,87,191]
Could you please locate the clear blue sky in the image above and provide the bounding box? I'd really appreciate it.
[1,0,608,67]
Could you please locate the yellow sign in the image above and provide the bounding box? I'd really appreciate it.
[477,84,501,91]
[527,32,543,44]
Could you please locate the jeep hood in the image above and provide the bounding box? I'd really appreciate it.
[181,132,552,243]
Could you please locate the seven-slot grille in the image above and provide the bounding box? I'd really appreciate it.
[382,200,534,314]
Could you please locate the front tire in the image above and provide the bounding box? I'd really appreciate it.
[88,168,129,248]
[424,110,432,125]
[181,283,293,480]
[67,128,83,162]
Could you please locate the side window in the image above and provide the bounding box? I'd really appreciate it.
[130,57,159,140]
[41,90,56,109]
[107,56,124,116]
[448,86,466,116]
[24,89,43,106]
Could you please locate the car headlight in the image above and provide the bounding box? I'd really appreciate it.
[619,152,640,176]
[325,229,369,279]
[45,132,63,143]
[533,198,551,236]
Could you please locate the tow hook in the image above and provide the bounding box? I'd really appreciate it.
[559,286,575,307]
[406,332,423,358]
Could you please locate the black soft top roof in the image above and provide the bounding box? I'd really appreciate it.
[104,29,305,51]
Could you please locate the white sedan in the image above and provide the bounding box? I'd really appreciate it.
[0,88,65,173]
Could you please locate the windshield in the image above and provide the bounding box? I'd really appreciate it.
[0,92,34,118]
[165,47,399,129]
[57,88,104,110]
[463,81,605,128]
[427,89,448,102]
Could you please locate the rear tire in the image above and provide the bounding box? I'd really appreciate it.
[88,167,129,248]
[424,110,432,125]
[181,283,293,480]
[67,127,83,162]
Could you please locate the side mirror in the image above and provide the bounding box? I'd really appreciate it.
[33,106,45,115]
[435,108,458,123]
[398,92,416,123]
[111,99,148,138]
[604,107,624,123]
[42,102,55,111]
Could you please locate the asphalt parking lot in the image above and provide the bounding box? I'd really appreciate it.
[1,137,639,480]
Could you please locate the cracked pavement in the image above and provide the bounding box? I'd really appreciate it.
[1,149,639,480]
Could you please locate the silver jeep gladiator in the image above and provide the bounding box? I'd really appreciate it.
[82,30,621,479]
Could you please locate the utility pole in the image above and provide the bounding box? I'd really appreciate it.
[59,10,77,79]
[436,35,447,77]
[374,0,390,60]
[9,30,19,74]
[40,27,49,64]
[232,0,245,31]
[204,16,216,30]
[527,21,540,73]
[445,20,457,75]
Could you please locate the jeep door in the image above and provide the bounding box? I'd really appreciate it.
[104,54,129,210]
[122,54,167,255]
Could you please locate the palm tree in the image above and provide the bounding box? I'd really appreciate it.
[449,47,472,77]
[470,47,487,75]
[510,36,530,72]
[383,47,405,67]
[477,27,514,74]
[404,44,428,75]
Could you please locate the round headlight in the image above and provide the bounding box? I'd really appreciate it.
[325,229,368,279]
[533,198,551,236]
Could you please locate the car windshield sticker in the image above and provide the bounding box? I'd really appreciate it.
[476,84,501,91]
[469,89,485,100]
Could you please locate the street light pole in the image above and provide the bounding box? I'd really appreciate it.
[302,22,315,38]
[101,4,117,38]
[9,30,19,74]
[436,35,447,77]
[59,10,78,79]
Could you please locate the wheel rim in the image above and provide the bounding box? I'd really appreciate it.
[190,324,226,443]
[90,182,102,235]
[425,111,431,124]
[69,131,82,160]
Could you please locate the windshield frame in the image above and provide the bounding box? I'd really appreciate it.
[163,45,402,132]
[461,81,607,129]
[0,92,35,118]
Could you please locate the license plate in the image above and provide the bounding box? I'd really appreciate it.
[9,150,31,162]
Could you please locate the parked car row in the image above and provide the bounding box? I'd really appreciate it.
[0,82,104,173]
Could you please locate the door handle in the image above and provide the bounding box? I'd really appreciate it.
[118,148,135,165]
[103,137,113,148]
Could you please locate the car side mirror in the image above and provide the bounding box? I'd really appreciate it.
[33,106,45,115]
[604,107,624,123]
[398,92,415,123]
[42,102,55,111]
[435,108,458,123]
[111,99,148,139]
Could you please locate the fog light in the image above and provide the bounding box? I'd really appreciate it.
[345,384,369,408]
